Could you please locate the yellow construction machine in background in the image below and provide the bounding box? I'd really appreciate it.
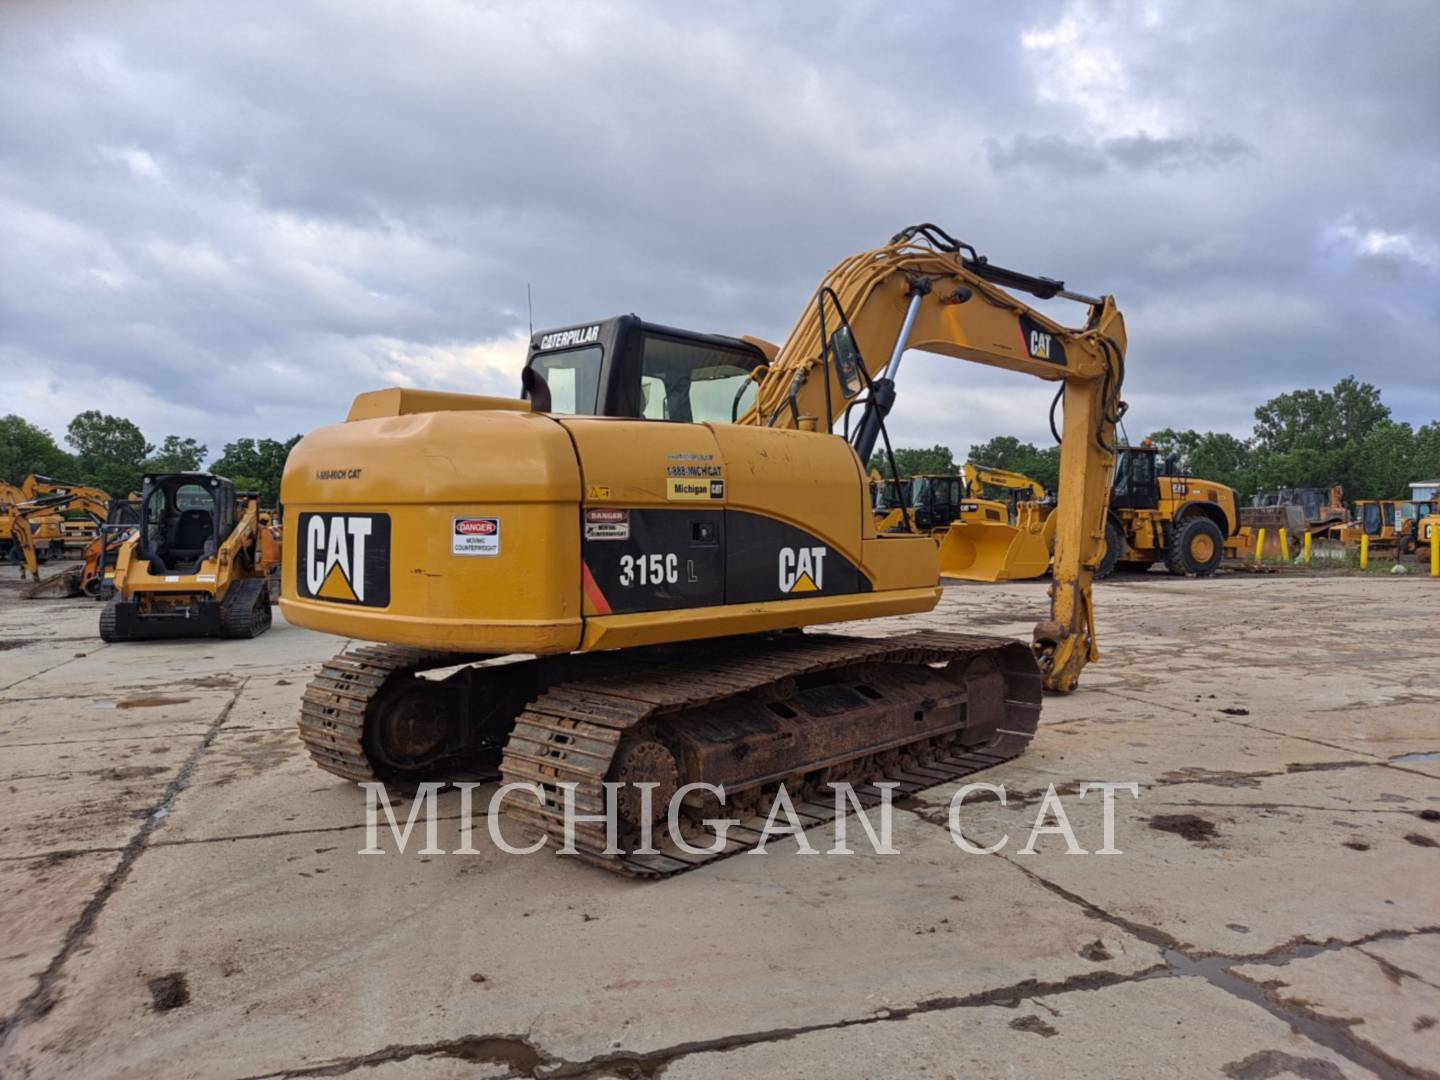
[1096,444,1242,577]
[1338,499,1429,556]
[6,491,110,584]
[873,463,1045,544]
[873,472,969,534]
[101,473,281,641]
[2,475,114,567]
[937,463,1055,582]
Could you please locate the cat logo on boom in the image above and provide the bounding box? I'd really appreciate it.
[297,512,391,607]
[778,546,827,594]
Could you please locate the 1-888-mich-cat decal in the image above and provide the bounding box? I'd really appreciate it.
[298,512,391,607]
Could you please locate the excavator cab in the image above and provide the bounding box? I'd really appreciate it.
[138,473,239,574]
[522,316,770,423]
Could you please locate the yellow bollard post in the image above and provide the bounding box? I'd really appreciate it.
[1255,528,1266,563]
[1303,531,1313,564]
[1279,528,1290,561]
[1432,536,1438,577]
[1360,533,1369,569]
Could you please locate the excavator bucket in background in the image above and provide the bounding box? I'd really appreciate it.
[938,505,1054,582]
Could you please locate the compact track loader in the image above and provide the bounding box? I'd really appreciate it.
[283,225,1128,876]
[100,473,280,641]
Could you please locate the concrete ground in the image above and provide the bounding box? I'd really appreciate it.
[0,570,1436,1079]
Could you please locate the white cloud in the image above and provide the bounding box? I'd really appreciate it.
[1325,218,1438,272]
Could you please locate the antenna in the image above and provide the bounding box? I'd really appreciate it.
[527,283,533,338]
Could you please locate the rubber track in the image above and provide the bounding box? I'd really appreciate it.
[499,630,1040,878]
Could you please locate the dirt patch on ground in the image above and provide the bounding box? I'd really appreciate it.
[146,972,190,1012]
[0,639,37,651]
[1148,814,1219,842]
[117,695,193,709]
[1009,1015,1058,1037]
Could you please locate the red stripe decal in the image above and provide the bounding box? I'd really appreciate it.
[581,562,612,615]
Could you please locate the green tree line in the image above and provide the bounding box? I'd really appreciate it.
[0,411,299,505]
[893,376,1438,503]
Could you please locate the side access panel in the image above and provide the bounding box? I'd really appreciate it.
[562,419,938,650]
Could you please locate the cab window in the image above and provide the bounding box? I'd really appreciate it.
[176,484,212,510]
[640,335,759,424]
[529,346,602,415]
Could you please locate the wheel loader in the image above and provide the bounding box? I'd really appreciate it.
[938,464,1055,582]
[100,473,281,641]
[1418,504,1439,553]
[282,224,1128,876]
[873,473,969,533]
[1092,444,1242,577]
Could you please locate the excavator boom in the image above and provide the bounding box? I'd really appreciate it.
[745,225,1125,688]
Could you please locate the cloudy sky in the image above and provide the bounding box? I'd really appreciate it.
[2,0,1436,460]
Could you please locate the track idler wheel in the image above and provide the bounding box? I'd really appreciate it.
[363,678,462,774]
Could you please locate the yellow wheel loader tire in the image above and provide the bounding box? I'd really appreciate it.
[1166,517,1224,577]
[1096,519,1123,580]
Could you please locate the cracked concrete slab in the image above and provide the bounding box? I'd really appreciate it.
[1234,934,1440,1076]
[0,690,236,747]
[909,764,1440,956]
[0,851,118,1018]
[662,977,1367,1080]
[0,808,1165,1077]
[158,727,394,841]
[0,735,203,859]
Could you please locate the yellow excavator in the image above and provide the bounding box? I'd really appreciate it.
[6,491,110,582]
[282,224,1127,876]
[100,473,281,641]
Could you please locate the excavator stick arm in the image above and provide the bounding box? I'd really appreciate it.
[746,230,1127,691]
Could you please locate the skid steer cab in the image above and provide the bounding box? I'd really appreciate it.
[101,473,280,642]
[1098,444,1242,578]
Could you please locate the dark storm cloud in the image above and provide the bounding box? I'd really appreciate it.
[0,0,1436,455]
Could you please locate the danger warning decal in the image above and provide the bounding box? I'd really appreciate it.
[298,512,391,607]
[453,517,500,556]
